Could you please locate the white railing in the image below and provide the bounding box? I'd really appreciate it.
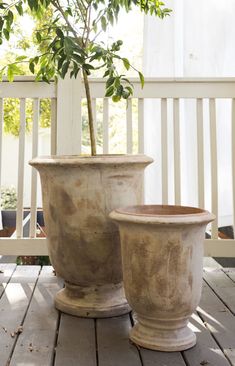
[0,76,235,256]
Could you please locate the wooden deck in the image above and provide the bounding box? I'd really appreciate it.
[0,261,235,366]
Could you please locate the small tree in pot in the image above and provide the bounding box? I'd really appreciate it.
[0,0,170,154]
[0,0,171,318]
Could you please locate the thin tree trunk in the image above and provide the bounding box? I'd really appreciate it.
[82,69,97,156]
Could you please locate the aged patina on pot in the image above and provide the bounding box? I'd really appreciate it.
[110,205,215,351]
[30,155,152,317]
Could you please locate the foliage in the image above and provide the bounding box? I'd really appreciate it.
[0,0,171,153]
[0,186,17,209]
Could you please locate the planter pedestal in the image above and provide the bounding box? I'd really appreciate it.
[110,205,215,351]
[30,155,152,318]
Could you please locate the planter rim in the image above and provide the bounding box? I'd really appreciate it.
[29,154,153,167]
[110,205,215,225]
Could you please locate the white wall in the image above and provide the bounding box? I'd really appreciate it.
[143,0,235,226]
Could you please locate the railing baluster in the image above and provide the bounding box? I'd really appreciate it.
[161,98,168,204]
[29,99,39,238]
[92,98,97,139]
[173,98,181,205]
[51,98,57,155]
[103,98,109,154]
[138,98,144,154]
[16,98,26,238]
[126,99,133,154]
[209,98,218,239]
[232,99,235,237]
[197,98,205,208]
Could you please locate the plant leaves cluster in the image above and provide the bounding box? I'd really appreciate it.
[0,0,171,101]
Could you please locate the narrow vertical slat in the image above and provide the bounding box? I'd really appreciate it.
[29,99,39,238]
[126,99,133,154]
[161,98,168,204]
[232,99,235,237]
[138,99,144,154]
[197,98,205,208]
[173,98,181,204]
[92,98,97,139]
[103,98,109,154]
[50,98,57,155]
[16,99,26,238]
[209,98,218,239]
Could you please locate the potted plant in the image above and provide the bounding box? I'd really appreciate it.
[0,0,171,317]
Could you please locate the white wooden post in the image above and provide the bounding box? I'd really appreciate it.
[56,74,82,155]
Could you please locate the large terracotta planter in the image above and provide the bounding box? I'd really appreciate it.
[29,155,152,317]
[110,205,215,351]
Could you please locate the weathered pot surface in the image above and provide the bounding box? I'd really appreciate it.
[29,154,153,318]
[110,205,215,351]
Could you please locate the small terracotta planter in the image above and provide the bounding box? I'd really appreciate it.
[110,205,215,351]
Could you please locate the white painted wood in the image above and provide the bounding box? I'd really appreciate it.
[29,99,39,238]
[197,98,205,208]
[82,78,235,99]
[103,98,109,154]
[0,238,48,255]
[209,99,218,239]
[232,99,235,239]
[138,99,144,153]
[161,98,168,204]
[57,75,82,155]
[91,98,97,138]
[126,99,133,154]
[0,81,56,98]
[204,239,235,257]
[16,99,26,238]
[51,98,57,155]
[173,98,181,204]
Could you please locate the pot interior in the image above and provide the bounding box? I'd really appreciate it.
[117,205,207,217]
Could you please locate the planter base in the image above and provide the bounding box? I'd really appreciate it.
[130,318,196,352]
[55,282,131,318]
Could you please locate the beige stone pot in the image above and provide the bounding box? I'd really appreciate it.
[29,155,152,318]
[110,205,215,351]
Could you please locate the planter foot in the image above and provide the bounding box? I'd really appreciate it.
[130,320,196,352]
[55,282,131,318]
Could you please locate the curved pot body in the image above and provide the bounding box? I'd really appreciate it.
[110,205,215,351]
[30,155,152,317]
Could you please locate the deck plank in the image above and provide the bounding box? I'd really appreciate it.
[0,265,40,366]
[203,268,235,314]
[55,315,97,366]
[9,266,62,366]
[184,311,231,366]
[223,268,235,283]
[198,275,235,365]
[0,263,17,297]
[140,348,186,366]
[97,314,142,366]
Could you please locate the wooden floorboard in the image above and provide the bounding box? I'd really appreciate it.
[55,315,97,366]
[0,264,234,366]
[9,266,62,366]
[97,314,142,366]
[0,265,40,366]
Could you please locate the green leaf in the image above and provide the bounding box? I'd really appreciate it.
[3,28,9,40]
[36,32,41,43]
[61,61,70,78]
[7,66,14,82]
[29,61,35,74]
[15,55,27,62]
[15,3,23,16]
[105,85,114,97]
[56,28,64,39]
[138,71,144,88]
[106,77,115,88]
[101,16,107,31]
[122,58,130,70]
